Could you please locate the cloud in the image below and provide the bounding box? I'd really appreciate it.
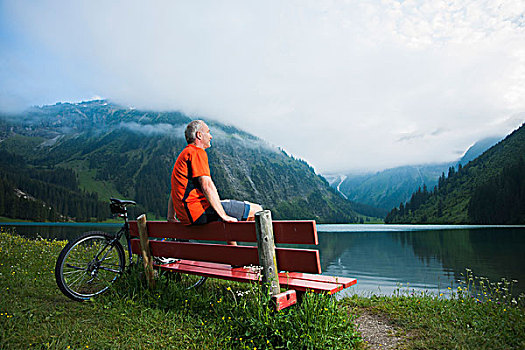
[210,126,278,152]
[119,120,276,152]
[396,128,448,142]
[119,121,185,137]
[1,0,524,172]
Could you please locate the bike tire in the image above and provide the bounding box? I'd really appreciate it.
[188,275,208,289]
[162,269,208,290]
[178,239,207,289]
[55,231,126,301]
[156,238,207,289]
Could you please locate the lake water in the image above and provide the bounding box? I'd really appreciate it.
[0,222,121,241]
[2,222,525,297]
[317,224,525,298]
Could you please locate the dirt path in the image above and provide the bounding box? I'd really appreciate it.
[355,309,411,349]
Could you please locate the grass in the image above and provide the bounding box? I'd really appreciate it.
[1,229,524,349]
[0,229,361,349]
[0,216,34,223]
[343,274,525,349]
[109,268,361,349]
[61,159,125,201]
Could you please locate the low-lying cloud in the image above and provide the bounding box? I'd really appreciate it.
[119,121,277,153]
[119,122,184,138]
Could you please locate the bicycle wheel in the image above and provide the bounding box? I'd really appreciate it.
[155,238,207,289]
[187,274,207,289]
[178,239,207,289]
[161,267,208,289]
[55,231,126,301]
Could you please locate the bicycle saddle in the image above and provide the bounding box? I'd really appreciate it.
[110,198,136,206]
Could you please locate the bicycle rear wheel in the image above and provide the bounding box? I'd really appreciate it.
[55,231,125,301]
[155,238,207,289]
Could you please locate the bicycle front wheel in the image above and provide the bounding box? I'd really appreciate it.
[55,231,125,301]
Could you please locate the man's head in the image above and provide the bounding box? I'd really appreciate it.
[185,120,212,149]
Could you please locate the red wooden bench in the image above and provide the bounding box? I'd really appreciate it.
[129,219,357,310]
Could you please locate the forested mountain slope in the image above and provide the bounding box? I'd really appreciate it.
[327,136,501,211]
[385,123,525,224]
[0,100,380,222]
[335,164,446,210]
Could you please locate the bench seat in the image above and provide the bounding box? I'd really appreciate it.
[156,259,357,294]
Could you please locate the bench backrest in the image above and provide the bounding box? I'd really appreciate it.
[129,220,321,274]
[129,221,318,244]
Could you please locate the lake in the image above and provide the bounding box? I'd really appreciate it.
[318,224,525,298]
[2,222,525,297]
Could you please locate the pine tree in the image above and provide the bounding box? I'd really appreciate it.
[0,179,5,215]
[438,172,445,189]
[437,199,443,218]
[448,166,456,178]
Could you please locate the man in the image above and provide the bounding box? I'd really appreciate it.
[167,120,262,233]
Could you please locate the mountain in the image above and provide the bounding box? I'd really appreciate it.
[333,165,446,211]
[0,100,380,223]
[457,136,502,166]
[325,136,502,211]
[385,123,525,224]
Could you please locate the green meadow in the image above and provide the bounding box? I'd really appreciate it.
[1,229,524,349]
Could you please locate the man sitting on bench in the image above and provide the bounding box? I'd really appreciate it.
[167,120,263,244]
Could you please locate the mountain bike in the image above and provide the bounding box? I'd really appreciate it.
[55,198,206,301]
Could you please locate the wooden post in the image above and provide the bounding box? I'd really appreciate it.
[254,210,280,296]
[137,214,155,288]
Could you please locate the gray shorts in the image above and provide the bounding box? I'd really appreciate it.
[221,199,251,221]
[193,199,250,224]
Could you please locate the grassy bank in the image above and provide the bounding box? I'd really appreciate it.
[0,216,33,223]
[345,283,525,349]
[1,229,524,349]
[0,229,360,349]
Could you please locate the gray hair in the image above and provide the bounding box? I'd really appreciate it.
[185,120,204,144]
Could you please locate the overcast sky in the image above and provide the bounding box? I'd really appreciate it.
[1,1,524,173]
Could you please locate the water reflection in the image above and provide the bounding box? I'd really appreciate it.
[316,226,525,297]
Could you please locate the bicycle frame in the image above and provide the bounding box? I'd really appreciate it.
[112,208,134,267]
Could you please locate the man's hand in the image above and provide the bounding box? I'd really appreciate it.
[221,215,238,223]
[167,196,179,222]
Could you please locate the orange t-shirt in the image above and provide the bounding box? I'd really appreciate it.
[170,144,211,225]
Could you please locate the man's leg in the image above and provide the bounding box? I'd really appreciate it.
[221,200,263,245]
[244,202,263,221]
[228,202,263,245]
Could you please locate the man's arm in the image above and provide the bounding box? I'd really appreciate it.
[198,176,238,222]
[166,195,178,222]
